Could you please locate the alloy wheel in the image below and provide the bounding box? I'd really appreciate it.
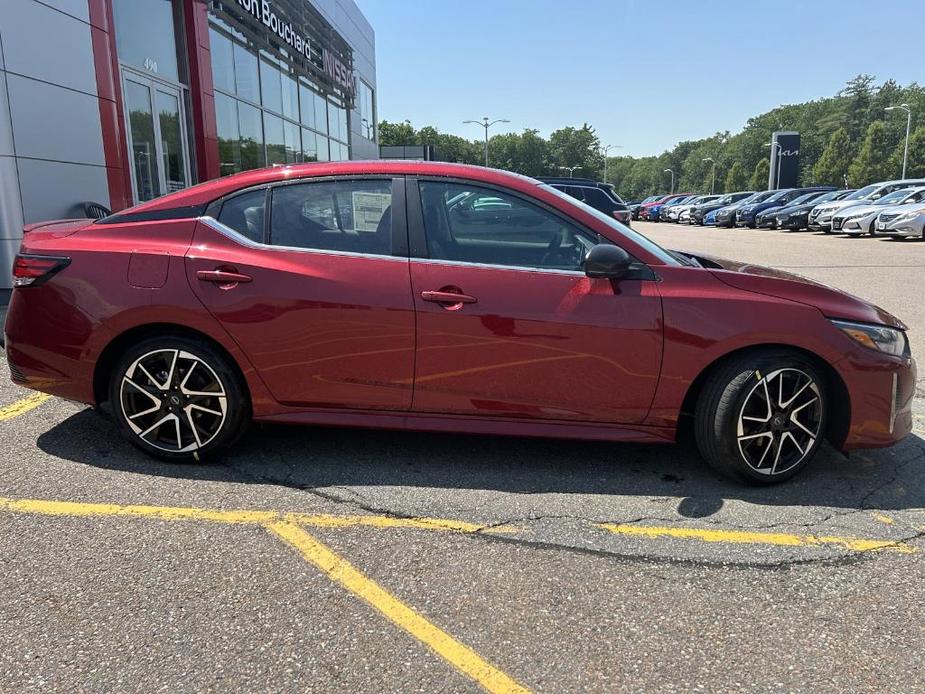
[736,368,822,476]
[119,349,227,453]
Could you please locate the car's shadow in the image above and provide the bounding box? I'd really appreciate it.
[37,409,925,517]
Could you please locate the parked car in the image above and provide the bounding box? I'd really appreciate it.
[671,195,721,224]
[714,190,778,228]
[539,177,632,226]
[690,191,754,225]
[755,190,830,229]
[643,194,692,222]
[7,161,916,484]
[875,205,925,240]
[630,195,661,221]
[775,189,856,231]
[663,195,703,222]
[736,187,835,228]
[832,187,925,235]
[810,179,925,232]
[703,208,720,225]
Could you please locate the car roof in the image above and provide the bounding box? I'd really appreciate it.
[117,161,546,214]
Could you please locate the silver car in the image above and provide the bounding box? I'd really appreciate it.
[877,205,925,239]
[833,187,925,235]
[663,195,702,222]
[809,179,925,231]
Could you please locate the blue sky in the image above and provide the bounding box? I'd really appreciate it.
[356,0,925,156]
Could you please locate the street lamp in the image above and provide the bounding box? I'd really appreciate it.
[764,141,782,189]
[463,116,510,167]
[601,144,623,182]
[559,165,582,178]
[663,168,675,194]
[702,157,716,194]
[885,104,912,179]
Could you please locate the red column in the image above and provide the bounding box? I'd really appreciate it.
[183,0,221,183]
[88,0,133,211]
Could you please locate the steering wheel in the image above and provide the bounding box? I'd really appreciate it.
[540,230,564,267]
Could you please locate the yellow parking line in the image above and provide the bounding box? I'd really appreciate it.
[598,523,915,554]
[0,496,510,535]
[268,520,530,694]
[0,392,51,421]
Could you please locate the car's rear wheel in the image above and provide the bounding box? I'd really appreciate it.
[694,350,827,484]
[108,336,249,462]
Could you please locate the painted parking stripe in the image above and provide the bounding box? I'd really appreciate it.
[0,496,529,693]
[598,523,915,553]
[0,497,513,534]
[269,521,530,694]
[0,393,50,421]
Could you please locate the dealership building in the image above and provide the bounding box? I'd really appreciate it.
[0,0,377,293]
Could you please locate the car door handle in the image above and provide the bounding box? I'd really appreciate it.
[196,269,252,285]
[421,289,477,307]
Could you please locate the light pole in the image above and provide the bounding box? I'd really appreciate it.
[601,144,622,182]
[463,116,510,167]
[764,141,782,189]
[885,104,912,179]
[559,165,582,178]
[663,168,675,194]
[702,157,716,194]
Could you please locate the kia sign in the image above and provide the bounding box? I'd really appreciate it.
[769,131,800,189]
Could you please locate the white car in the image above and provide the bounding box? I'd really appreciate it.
[810,179,925,231]
[876,206,925,239]
[669,195,719,223]
[833,187,925,235]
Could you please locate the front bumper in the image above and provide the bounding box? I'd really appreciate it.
[878,224,921,237]
[838,350,917,450]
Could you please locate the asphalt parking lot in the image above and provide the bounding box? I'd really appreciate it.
[2,224,925,692]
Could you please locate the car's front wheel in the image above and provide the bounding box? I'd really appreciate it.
[694,350,827,484]
[109,335,249,462]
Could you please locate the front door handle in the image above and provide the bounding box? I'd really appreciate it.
[196,268,252,287]
[421,288,477,310]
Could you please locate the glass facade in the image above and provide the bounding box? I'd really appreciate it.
[209,17,351,177]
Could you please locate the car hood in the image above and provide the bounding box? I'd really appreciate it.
[679,252,905,329]
[777,203,814,214]
[813,199,862,214]
[835,202,884,218]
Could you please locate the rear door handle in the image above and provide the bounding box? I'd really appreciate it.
[421,289,477,308]
[196,269,252,285]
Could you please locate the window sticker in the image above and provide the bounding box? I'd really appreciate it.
[352,191,391,232]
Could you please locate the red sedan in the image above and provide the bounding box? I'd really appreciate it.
[6,162,916,484]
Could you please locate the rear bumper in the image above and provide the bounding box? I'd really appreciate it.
[838,351,917,450]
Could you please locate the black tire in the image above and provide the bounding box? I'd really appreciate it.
[108,335,250,462]
[694,349,828,484]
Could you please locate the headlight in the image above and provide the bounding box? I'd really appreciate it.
[895,207,925,222]
[832,319,910,357]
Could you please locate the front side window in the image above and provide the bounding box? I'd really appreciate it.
[270,180,393,256]
[418,182,600,271]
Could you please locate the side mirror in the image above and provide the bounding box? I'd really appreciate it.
[583,244,634,279]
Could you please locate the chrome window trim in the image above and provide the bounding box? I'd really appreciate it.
[409,256,587,277]
[199,217,589,276]
[198,216,407,263]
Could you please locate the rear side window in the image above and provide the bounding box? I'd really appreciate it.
[218,189,266,243]
[270,179,393,255]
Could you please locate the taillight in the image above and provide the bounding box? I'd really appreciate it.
[12,254,70,287]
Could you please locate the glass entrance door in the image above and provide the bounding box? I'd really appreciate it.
[122,70,191,203]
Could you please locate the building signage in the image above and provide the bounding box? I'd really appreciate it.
[323,48,356,96]
[232,0,355,97]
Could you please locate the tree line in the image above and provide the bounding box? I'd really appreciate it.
[378,75,925,200]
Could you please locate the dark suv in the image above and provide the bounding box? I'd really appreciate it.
[539,177,632,225]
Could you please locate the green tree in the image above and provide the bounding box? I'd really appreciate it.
[888,125,925,179]
[748,158,770,190]
[488,129,550,176]
[848,120,892,185]
[377,120,417,145]
[548,124,602,179]
[724,161,748,192]
[812,127,853,186]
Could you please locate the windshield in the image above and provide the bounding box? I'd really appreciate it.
[848,184,880,200]
[540,184,683,266]
[876,189,913,205]
[788,192,821,206]
[813,190,846,203]
[765,189,793,203]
